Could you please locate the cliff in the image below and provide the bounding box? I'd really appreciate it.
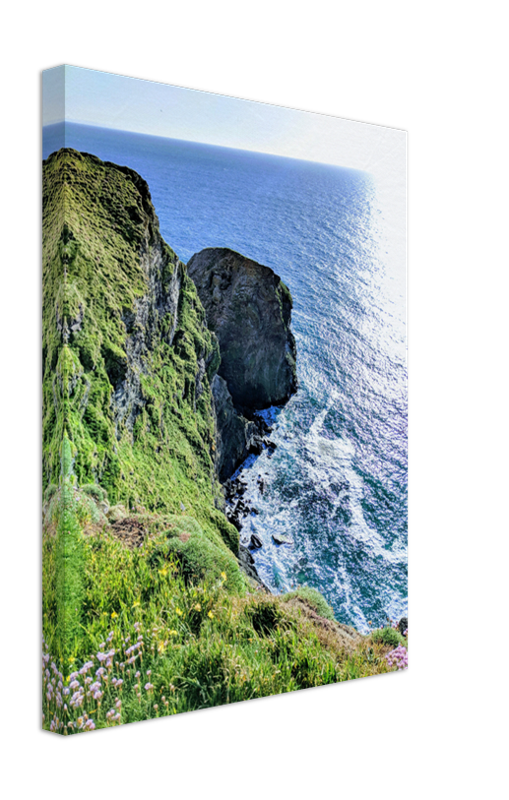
[42,149,297,531]
[43,148,236,557]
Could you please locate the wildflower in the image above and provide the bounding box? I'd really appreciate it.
[96,667,106,677]
[169,630,178,636]
[385,645,408,670]
[111,611,118,619]
[113,713,121,722]
[146,670,151,677]
[144,683,154,691]
[79,661,94,674]
[194,603,201,612]
[220,571,227,581]
[154,704,158,712]
[175,607,183,616]
[63,687,70,696]
[132,601,140,609]
[115,679,123,688]
[135,671,141,678]
[69,680,80,690]
[83,720,96,731]
[70,692,84,708]
[208,611,214,619]
[115,699,122,709]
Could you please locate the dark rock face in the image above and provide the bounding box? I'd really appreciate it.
[238,545,269,591]
[188,248,297,410]
[211,375,252,481]
[398,617,408,636]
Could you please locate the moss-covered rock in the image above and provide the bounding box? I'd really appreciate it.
[42,149,235,556]
[282,585,336,622]
[154,516,247,593]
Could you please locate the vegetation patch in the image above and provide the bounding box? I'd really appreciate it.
[282,585,337,622]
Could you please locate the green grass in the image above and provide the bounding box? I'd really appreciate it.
[42,493,401,733]
[282,585,337,622]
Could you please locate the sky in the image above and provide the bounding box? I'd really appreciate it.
[42,65,406,181]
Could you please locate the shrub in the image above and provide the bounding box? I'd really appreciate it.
[163,518,246,594]
[371,626,406,648]
[282,585,336,622]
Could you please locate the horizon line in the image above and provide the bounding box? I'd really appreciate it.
[43,120,372,176]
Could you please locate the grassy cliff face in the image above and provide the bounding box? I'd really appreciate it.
[43,149,231,550]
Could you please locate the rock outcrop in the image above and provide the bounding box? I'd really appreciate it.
[188,248,297,410]
[188,247,297,480]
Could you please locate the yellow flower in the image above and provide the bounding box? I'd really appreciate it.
[132,601,140,608]
[194,603,201,612]
[220,571,227,581]
[111,611,118,619]
[208,611,214,619]
[159,567,168,578]
[175,607,183,616]
[169,629,178,636]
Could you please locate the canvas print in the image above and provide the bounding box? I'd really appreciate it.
[42,66,407,735]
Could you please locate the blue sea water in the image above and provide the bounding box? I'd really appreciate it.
[43,122,407,631]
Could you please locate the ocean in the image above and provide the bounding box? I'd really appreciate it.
[43,122,407,631]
